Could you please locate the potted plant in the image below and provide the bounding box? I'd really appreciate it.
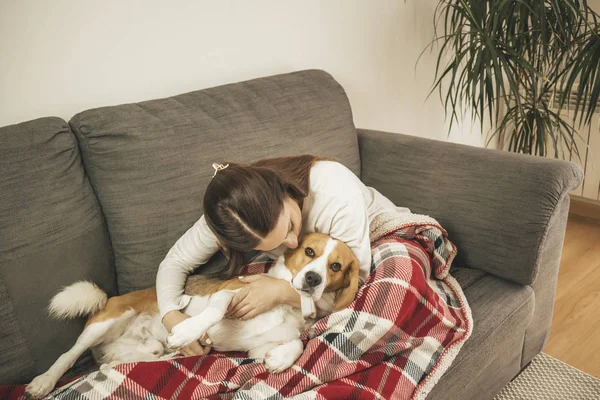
[428,0,600,159]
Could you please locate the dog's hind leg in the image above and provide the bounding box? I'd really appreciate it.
[25,312,132,399]
[263,339,304,373]
[167,290,237,349]
[248,342,279,359]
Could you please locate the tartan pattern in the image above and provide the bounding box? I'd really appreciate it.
[1,214,472,400]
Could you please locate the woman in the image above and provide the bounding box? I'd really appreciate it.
[157,155,409,356]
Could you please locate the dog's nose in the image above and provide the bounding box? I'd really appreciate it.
[305,271,322,287]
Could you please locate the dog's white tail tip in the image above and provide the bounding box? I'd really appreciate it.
[48,281,107,320]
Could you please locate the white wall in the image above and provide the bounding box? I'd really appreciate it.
[0,0,484,146]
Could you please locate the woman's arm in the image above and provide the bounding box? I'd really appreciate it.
[156,215,221,320]
[329,194,372,284]
[226,275,302,320]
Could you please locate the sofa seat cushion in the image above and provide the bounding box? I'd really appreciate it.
[428,274,535,399]
[0,117,116,384]
[70,69,360,294]
[451,266,486,289]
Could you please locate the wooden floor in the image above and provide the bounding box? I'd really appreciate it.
[543,213,600,378]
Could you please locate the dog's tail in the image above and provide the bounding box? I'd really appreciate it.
[48,281,108,320]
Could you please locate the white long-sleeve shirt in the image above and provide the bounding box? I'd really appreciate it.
[156,161,409,319]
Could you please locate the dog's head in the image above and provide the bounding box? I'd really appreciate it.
[283,232,359,312]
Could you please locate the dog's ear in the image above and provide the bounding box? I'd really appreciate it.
[333,257,359,312]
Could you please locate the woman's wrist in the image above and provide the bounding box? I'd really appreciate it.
[162,309,185,332]
[281,281,301,308]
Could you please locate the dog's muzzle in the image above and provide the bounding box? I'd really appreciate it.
[304,271,322,289]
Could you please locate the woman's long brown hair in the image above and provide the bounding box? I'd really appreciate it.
[203,154,332,278]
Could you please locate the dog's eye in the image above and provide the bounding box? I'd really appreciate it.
[305,247,315,257]
[330,262,341,272]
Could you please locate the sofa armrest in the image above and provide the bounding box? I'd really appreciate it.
[358,128,583,286]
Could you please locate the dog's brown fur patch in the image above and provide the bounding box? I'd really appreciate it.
[83,276,248,327]
[185,275,246,296]
[85,287,158,326]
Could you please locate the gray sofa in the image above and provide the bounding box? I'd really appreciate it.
[0,69,582,399]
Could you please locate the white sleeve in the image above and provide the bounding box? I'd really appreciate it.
[156,215,220,319]
[329,194,372,284]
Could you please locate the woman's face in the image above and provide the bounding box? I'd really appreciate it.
[255,196,302,252]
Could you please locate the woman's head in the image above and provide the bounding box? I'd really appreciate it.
[203,155,323,277]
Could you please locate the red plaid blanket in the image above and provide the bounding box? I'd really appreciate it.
[1,212,472,400]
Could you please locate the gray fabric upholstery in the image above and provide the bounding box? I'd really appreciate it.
[429,275,535,399]
[442,323,526,399]
[521,195,570,367]
[451,266,486,290]
[358,128,583,286]
[70,69,360,294]
[0,118,117,384]
[358,127,582,398]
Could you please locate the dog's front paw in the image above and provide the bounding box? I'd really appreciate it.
[26,373,57,399]
[167,319,205,349]
[264,344,297,373]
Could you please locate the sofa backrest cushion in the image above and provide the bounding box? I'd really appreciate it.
[0,117,117,384]
[70,69,360,294]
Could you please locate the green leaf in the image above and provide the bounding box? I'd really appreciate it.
[423,0,600,158]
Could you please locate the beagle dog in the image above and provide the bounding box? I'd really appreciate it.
[26,233,359,399]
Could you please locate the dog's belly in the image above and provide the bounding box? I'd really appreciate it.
[92,312,171,364]
[208,306,305,352]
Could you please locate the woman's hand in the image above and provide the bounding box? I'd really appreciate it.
[162,310,213,357]
[226,275,300,320]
